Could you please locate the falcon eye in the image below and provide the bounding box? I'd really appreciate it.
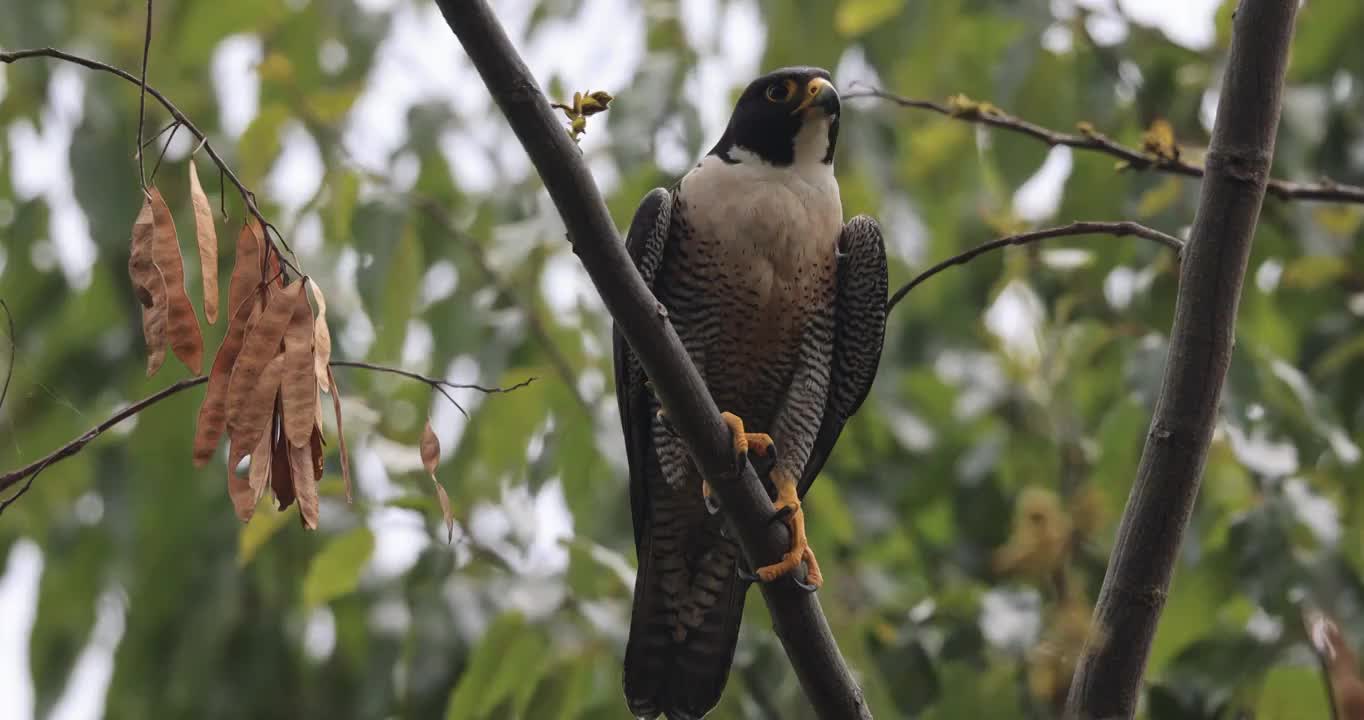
[765,79,797,103]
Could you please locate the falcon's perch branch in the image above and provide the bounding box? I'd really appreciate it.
[434,1,871,717]
[1065,2,1299,718]
[845,86,1364,206]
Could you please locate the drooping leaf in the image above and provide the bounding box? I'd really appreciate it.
[289,439,319,529]
[226,354,285,497]
[271,415,295,510]
[226,280,303,434]
[301,526,374,608]
[127,193,168,375]
[147,186,205,373]
[226,220,264,320]
[193,296,255,466]
[421,420,440,476]
[327,367,352,503]
[281,282,316,447]
[247,419,273,503]
[434,480,453,544]
[310,281,332,391]
[188,156,219,324]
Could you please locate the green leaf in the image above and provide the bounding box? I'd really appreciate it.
[446,612,550,720]
[371,224,423,364]
[835,0,906,36]
[237,104,291,188]
[237,502,296,567]
[1258,665,1332,720]
[301,527,375,608]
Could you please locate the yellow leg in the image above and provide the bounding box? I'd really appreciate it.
[720,411,774,457]
[756,467,823,588]
[707,411,775,510]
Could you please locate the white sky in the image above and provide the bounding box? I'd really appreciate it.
[0,1,1229,717]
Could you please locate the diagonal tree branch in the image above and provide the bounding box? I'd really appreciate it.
[0,363,534,504]
[1064,2,1300,718]
[887,220,1184,312]
[433,1,871,717]
[845,86,1364,206]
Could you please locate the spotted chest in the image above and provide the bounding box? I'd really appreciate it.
[661,154,842,422]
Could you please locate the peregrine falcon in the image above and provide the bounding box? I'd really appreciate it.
[615,67,888,719]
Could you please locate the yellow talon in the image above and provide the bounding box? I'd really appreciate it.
[755,467,823,588]
[720,411,774,458]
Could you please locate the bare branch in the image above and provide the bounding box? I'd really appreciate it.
[845,85,1364,206]
[0,47,303,277]
[1065,2,1300,717]
[328,360,535,418]
[0,300,13,420]
[887,220,1183,312]
[135,0,153,190]
[434,1,871,717]
[0,362,534,507]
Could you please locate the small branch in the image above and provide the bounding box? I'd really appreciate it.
[328,359,535,418]
[0,376,208,506]
[0,300,14,419]
[435,1,871,717]
[0,47,302,277]
[845,86,1364,206]
[134,0,153,190]
[0,362,535,506]
[887,221,1183,311]
[1065,2,1300,718]
[411,198,593,418]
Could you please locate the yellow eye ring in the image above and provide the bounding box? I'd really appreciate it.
[765,79,797,103]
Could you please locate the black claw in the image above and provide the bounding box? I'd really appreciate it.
[704,491,722,515]
[789,573,820,593]
[736,564,760,584]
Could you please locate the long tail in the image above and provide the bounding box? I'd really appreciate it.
[623,488,748,720]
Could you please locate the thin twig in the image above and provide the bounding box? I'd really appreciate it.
[0,300,14,418]
[134,0,153,190]
[0,376,208,504]
[887,221,1184,311]
[0,362,535,503]
[846,85,1364,205]
[411,198,593,418]
[329,359,535,418]
[140,119,179,149]
[148,121,181,183]
[0,47,304,278]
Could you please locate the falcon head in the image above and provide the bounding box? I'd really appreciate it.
[708,66,841,168]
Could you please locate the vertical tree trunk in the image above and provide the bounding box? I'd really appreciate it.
[1065,2,1300,718]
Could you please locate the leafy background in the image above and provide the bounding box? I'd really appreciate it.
[2,0,1363,718]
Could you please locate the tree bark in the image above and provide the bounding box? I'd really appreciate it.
[1064,2,1300,718]
[433,1,872,717]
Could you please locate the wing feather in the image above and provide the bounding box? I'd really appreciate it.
[615,187,673,546]
[799,214,888,496]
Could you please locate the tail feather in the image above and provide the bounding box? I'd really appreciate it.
[624,501,748,719]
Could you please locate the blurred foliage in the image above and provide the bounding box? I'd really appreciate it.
[2,0,1364,718]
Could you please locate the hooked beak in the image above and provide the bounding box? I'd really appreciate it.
[792,77,840,116]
